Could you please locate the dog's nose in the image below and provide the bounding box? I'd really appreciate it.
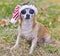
[26,14,30,19]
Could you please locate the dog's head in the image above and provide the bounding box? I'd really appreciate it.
[19,5,38,21]
[10,4,38,24]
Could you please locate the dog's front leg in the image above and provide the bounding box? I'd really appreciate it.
[29,38,37,54]
[10,34,21,51]
[10,27,21,50]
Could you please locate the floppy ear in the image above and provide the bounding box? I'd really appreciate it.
[10,5,21,24]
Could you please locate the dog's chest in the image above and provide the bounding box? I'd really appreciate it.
[22,21,32,31]
[21,21,39,40]
[21,21,33,40]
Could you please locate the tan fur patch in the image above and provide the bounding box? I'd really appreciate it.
[19,16,22,29]
[37,23,51,39]
[32,19,36,29]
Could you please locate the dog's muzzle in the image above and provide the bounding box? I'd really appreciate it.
[26,14,30,19]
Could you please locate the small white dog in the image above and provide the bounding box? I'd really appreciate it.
[10,4,51,54]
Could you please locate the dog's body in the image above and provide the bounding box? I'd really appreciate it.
[19,20,50,42]
[10,5,51,54]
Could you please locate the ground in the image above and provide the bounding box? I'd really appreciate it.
[0,0,60,56]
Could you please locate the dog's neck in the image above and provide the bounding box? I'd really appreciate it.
[21,20,33,33]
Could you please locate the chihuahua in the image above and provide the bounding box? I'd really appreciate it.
[10,4,51,54]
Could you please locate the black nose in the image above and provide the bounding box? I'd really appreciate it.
[26,14,30,19]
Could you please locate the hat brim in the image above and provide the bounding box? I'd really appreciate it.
[19,5,38,15]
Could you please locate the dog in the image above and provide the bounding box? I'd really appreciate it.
[10,4,51,54]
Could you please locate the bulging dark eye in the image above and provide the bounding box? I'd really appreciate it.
[21,9,26,14]
[29,9,34,14]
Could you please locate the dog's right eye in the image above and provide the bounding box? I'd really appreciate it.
[21,10,26,14]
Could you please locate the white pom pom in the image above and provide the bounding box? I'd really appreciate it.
[10,18,17,24]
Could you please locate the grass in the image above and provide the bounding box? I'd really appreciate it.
[0,0,60,56]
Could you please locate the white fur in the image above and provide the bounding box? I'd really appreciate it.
[10,18,17,24]
[45,35,51,43]
[22,20,33,40]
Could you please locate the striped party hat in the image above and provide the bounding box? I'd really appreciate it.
[10,5,21,24]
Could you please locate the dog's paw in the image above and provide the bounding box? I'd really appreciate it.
[29,53,33,56]
[29,51,33,55]
[10,47,14,51]
[10,46,16,51]
[10,48,15,56]
[10,45,19,51]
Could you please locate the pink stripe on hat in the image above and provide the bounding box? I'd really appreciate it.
[15,14,19,20]
[13,12,18,18]
[13,10,18,14]
[14,13,19,20]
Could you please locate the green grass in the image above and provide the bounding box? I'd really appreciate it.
[44,44,59,54]
[0,0,60,56]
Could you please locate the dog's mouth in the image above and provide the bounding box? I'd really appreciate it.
[25,17,30,19]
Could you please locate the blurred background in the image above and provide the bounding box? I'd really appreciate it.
[0,0,60,56]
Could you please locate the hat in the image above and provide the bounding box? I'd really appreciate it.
[10,4,38,24]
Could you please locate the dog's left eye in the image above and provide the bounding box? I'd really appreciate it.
[29,9,34,14]
[21,9,26,14]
